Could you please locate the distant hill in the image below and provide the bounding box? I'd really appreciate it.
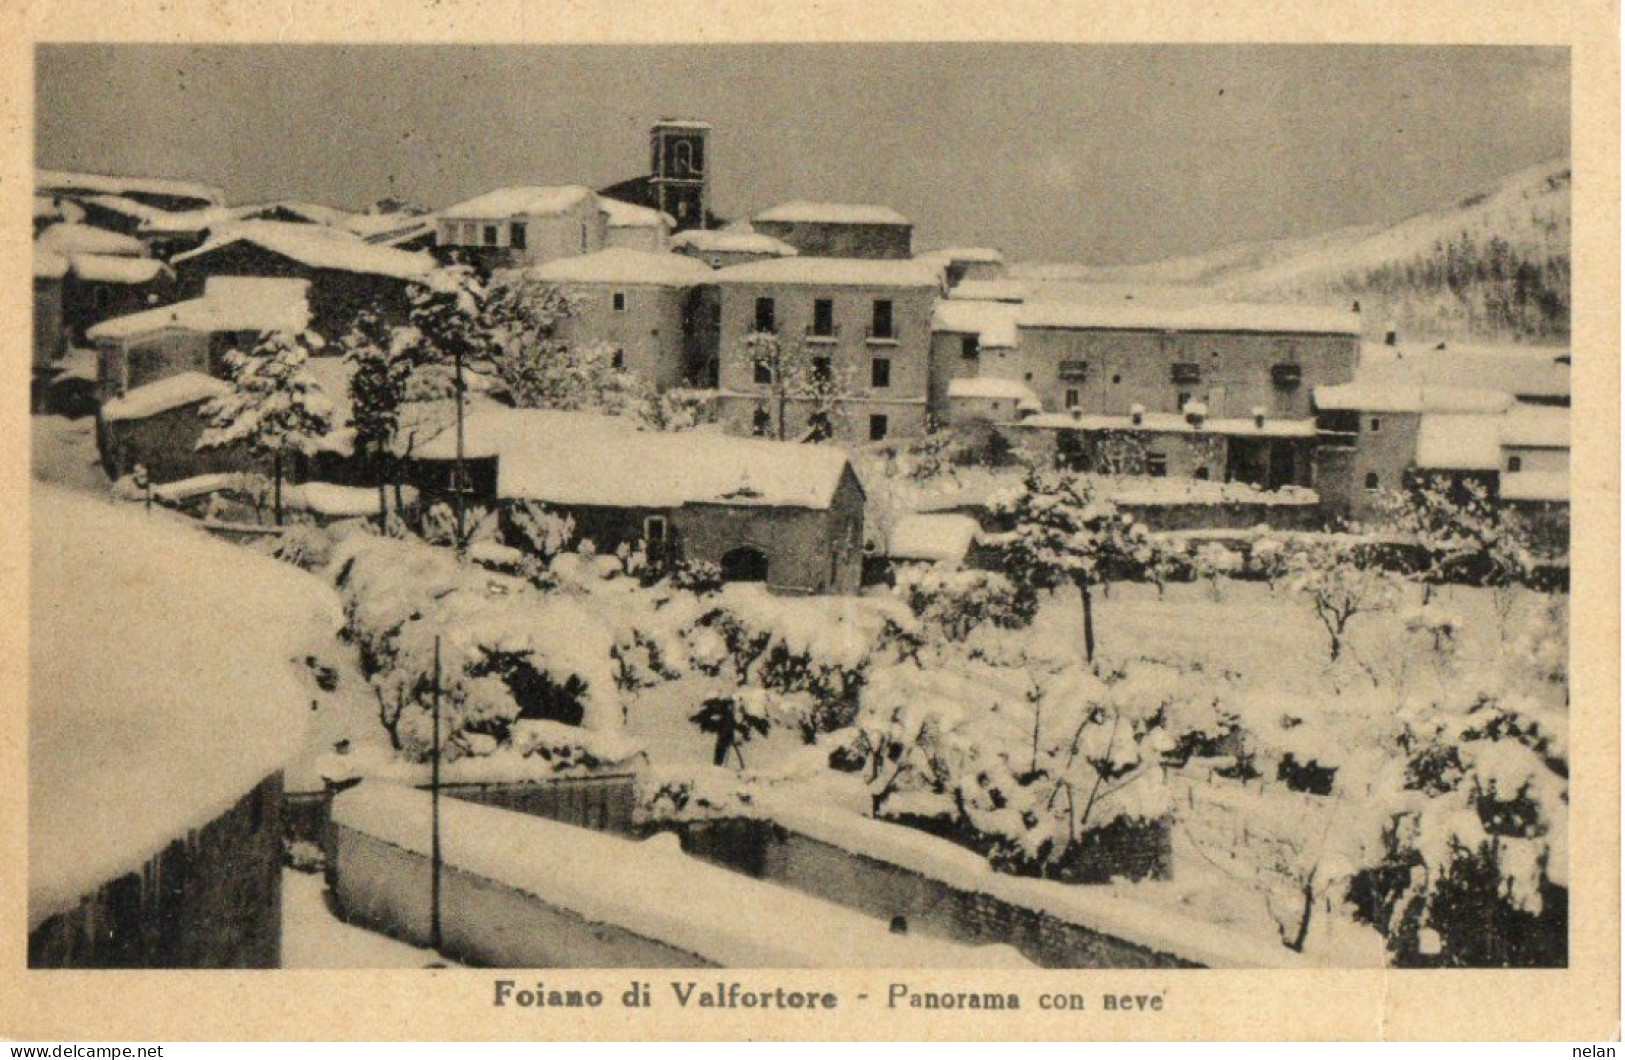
[1015,157,1570,345]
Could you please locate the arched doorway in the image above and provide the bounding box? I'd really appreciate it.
[720,546,769,583]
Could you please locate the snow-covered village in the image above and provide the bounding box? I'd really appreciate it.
[27,44,1572,974]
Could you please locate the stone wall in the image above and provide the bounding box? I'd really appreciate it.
[29,773,284,968]
[675,819,1200,969]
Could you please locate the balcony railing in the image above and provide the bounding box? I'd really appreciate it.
[804,323,840,343]
[865,326,900,344]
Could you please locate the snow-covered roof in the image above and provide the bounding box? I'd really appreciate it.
[36,223,145,258]
[342,210,432,239]
[364,218,438,248]
[1018,300,1362,336]
[34,195,84,224]
[1312,383,1513,414]
[33,248,69,280]
[70,254,170,285]
[713,256,944,288]
[1357,341,1570,401]
[283,481,416,517]
[1020,411,1319,438]
[654,118,713,130]
[101,371,228,421]
[948,279,1028,303]
[82,193,160,222]
[600,198,674,230]
[1499,405,1570,449]
[416,408,855,510]
[754,200,911,226]
[529,248,715,287]
[439,185,597,220]
[37,168,226,206]
[931,300,1021,348]
[171,221,435,281]
[232,200,356,229]
[29,487,338,930]
[1415,414,1506,471]
[947,377,1040,406]
[888,514,980,564]
[1500,470,1569,504]
[87,278,310,341]
[333,784,1027,968]
[670,228,799,257]
[135,205,237,234]
[919,246,1004,264]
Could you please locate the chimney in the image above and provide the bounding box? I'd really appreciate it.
[1252,405,1266,429]
[1183,400,1208,428]
[1384,321,1398,346]
[1130,403,1145,427]
[1070,406,1083,421]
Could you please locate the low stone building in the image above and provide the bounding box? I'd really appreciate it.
[435,185,608,270]
[918,246,1007,286]
[751,201,914,260]
[529,249,717,393]
[62,254,176,344]
[171,221,434,336]
[411,408,867,594]
[88,277,311,401]
[1311,382,1513,522]
[671,227,800,270]
[601,199,673,254]
[97,372,255,482]
[29,487,337,968]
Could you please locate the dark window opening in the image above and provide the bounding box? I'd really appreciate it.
[1065,388,1080,409]
[1193,466,1210,480]
[510,222,527,250]
[611,348,626,370]
[752,408,772,435]
[721,546,770,583]
[811,357,832,382]
[871,299,895,340]
[871,358,891,388]
[1369,417,1382,432]
[960,335,979,359]
[812,299,835,337]
[754,361,773,385]
[1508,455,1523,472]
[869,414,889,441]
[613,291,626,312]
[1364,472,1380,490]
[483,225,498,247]
[754,297,776,334]
[1147,453,1168,477]
[808,410,833,441]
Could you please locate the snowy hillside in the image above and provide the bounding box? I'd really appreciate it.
[1015,157,1570,344]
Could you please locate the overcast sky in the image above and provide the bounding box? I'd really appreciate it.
[35,44,1568,265]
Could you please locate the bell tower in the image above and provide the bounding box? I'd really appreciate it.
[650,119,711,232]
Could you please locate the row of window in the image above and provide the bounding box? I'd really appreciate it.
[754,297,897,341]
[752,407,891,441]
[752,357,893,388]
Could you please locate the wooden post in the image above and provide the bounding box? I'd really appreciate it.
[430,635,443,952]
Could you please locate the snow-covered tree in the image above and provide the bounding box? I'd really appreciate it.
[1379,475,1533,603]
[198,330,335,526]
[1282,539,1400,665]
[340,309,455,521]
[893,566,1027,642]
[689,691,775,768]
[740,331,855,442]
[987,467,1169,665]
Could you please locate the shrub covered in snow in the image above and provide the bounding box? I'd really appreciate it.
[849,653,1178,882]
[1282,539,1400,664]
[1352,690,1568,966]
[893,566,1027,642]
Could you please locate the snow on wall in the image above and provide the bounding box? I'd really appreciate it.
[439,185,596,220]
[69,255,170,285]
[530,247,713,287]
[101,372,229,422]
[36,223,146,258]
[713,256,944,288]
[29,487,341,929]
[888,514,980,564]
[753,201,910,226]
[332,783,1030,967]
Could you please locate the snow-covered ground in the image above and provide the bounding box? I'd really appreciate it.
[281,869,455,969]
[31,415,107,494]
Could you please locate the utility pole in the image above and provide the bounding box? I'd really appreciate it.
[453,343,467,555]
[430,635,444,953]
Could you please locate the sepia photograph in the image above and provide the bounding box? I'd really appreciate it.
[6,5,1617,1042]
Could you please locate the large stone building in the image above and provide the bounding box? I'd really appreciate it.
[529,248,717,393]
[711,256,947,443]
